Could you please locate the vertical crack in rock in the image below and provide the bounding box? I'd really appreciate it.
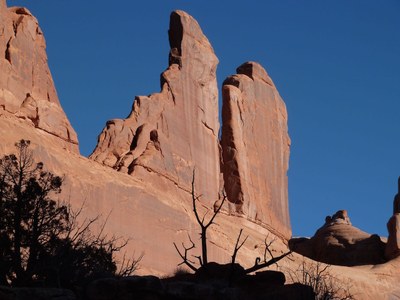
[5,37,11,63]
[130,125,144,151]
[168,12,183,67]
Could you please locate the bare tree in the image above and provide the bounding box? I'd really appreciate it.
[173,170,226,271]
[174,169,291,274]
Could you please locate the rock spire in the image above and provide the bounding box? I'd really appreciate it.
[90,10,220,204]
[221,62,291,239]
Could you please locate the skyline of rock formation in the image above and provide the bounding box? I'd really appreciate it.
[89,11,292,239]
[1,2,400,297]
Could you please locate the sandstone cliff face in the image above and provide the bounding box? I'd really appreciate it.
[90,11,220,204]
[89,12,292,240]
[221,62,291,239]
[3,4,400,299]
[0,4,78,152]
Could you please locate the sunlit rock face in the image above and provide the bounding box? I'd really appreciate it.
[3,4,400,299]
[90,12,292,240]
[90,10,221,205]
[0,4,78,151]
[221,62,291,240]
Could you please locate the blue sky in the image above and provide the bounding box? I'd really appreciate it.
[8,0,400,238]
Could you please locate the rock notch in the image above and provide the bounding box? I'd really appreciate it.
[90,10,220,204]
[221,62,291,239]
[0,4,78,151]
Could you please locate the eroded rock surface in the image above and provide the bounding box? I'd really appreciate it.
[0,3,78,152]
[90,10,220,204]
[3,4,400,299]
[289,210,386,266]
[221,62,291,239]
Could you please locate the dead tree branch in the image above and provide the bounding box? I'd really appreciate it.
[173,233,198,272]
[231,229,248,264]
[244,236,291,274]
[173,169,226,270]
[191,169,226,266]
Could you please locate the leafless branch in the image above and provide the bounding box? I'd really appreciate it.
[231,229,248,264]
[245,251,292,274]
[173,233,198,272]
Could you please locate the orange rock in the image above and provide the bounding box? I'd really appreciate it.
[221,62,291,240]
[0,4,78,152]
[90,11,220,205]
[3,4,400,299]
[289,210,386,266]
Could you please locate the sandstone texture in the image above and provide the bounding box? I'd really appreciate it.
[89,11,292,240]
[221,62,291,239]
[1,2,400,299]
[0,3,78,152]
[289,210,386,266]
[90,10,220,205]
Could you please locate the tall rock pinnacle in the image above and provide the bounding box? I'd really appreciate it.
[91,11,291,239]
[90,11,220,203]
[221,62,291,239]
[0,3,78,151]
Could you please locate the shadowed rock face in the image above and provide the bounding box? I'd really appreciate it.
[289,210,386,266]
[385,177,400,260]
[0,4,78,152]
[90,10,220,205]
[221,62,291,239]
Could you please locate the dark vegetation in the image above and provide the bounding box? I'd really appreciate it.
[287,261,355,300]
[0,140,140,290]
[0,141,353,299]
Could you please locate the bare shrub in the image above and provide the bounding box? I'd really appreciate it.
[287,260,354,300]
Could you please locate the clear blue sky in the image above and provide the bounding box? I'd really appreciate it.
[8,0,400,238]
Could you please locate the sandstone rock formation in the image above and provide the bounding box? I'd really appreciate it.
[221,62,291,239]
[2,2,400,299]
[0,3,78,152]
[289,210,386,266]
[385,177,400,260]
[90,10,220,205]
[89,12,292,240]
